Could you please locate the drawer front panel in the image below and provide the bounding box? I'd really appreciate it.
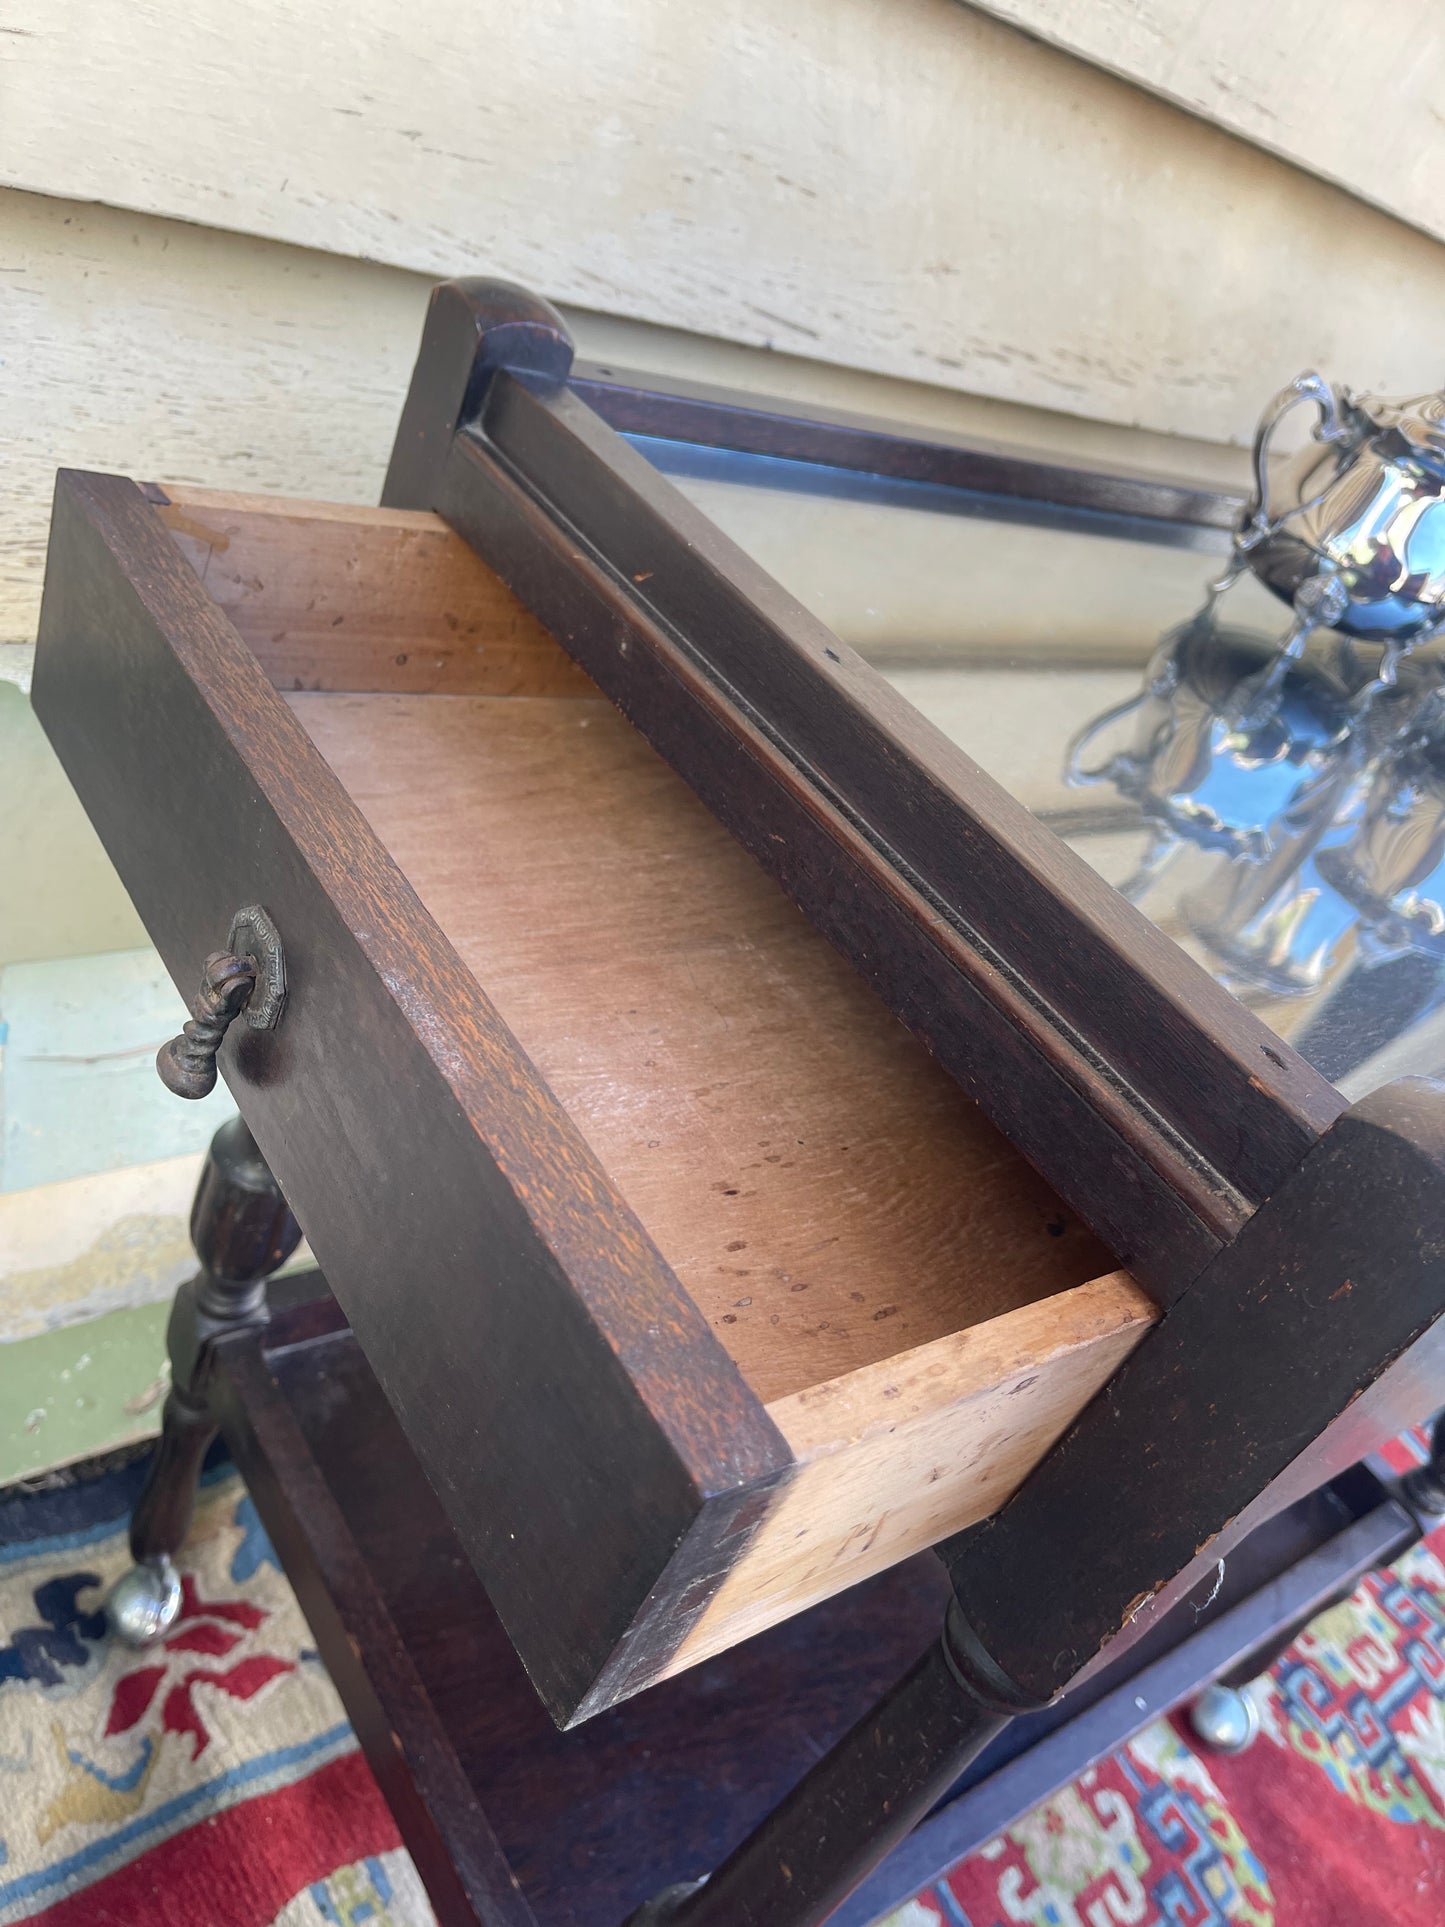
[32,470,788,1724]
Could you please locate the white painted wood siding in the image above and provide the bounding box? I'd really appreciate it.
[0,182,1244,967]
[4,0,1445,448]
[0,185,1254,661]
[972,0,1445,249]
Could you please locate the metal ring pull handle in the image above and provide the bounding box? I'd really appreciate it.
[156,905,287,1100]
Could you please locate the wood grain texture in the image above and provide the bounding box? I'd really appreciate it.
[210,1321,531,1927]
[0,190,429,655]
[668,1271,1154,1672]
[159,487,595,696]
[216,1285,1408,1927]
[428,377,1347,1297]
[383,279,575,514]
[945,1077,1445,1702]
[35,471,1151,1711]
[972,0,1445,249]
[285,665,1159,1676]
[213,1306,955,1927]
[290,688,1118,1399]
[8,4,1445,444]
[432,443,1214,1305]
[31,470,789,1724]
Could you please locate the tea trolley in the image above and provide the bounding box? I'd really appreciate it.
[31,281,1445,1925]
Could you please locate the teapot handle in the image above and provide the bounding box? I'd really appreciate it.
[1244,371,1356,541]
[1064,688,1149,790]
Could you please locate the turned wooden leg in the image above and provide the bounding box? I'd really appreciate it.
[624,1601,1042,1927]
[106,1115,300,1645]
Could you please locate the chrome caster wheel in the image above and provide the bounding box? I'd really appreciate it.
[105,1555,182,1646]
[1189,1681,1259,1754]
[624,1879,707,1923]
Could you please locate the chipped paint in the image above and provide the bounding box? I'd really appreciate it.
[0,1211,195,1342]
[0,1155,206,1343]
[0,1299,171,1485]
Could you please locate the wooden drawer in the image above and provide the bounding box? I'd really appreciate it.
[33,472,1155,1725]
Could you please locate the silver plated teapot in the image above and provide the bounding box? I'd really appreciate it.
[1065,370,1445,1047]
[1065,614,1356,872]
[1181,686,1445,997]
[1233,373,1445,674]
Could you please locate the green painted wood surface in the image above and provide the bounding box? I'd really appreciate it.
[0,1300,168,1485]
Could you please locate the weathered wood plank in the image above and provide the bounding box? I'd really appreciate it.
[0,185,1248,662]
[973,0,1445,248]
[4,2,1445,445]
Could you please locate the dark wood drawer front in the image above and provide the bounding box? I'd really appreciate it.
[33,469,786,1724]
[34,473,1154,1723]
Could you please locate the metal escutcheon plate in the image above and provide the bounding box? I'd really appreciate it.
[227,905,287,1031]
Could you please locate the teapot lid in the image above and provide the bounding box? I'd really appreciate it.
[1356,388,1445,472]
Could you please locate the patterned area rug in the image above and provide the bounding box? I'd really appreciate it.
[0,1438,1442,1925]
[883,1431,1445,1927]
[0,1452,429,1926]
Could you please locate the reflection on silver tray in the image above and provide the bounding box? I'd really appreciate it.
[1067,373,1445,1093]
[637,372,1445,1097]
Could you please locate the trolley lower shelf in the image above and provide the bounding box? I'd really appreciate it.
[206,1276,1415,1927]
